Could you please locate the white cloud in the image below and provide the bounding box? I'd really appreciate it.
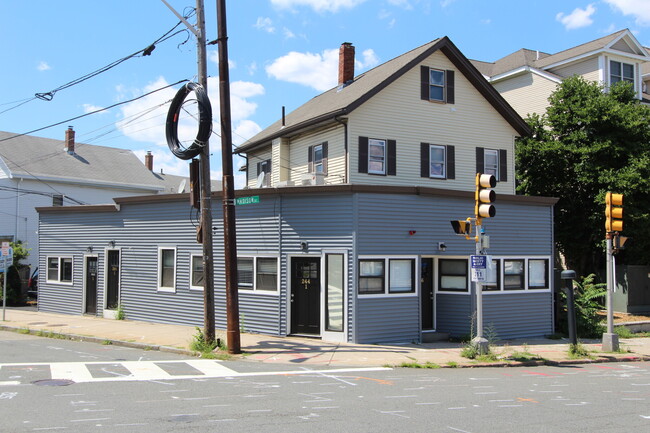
[605,0,650,26]
[556,4,596,30]
[270,0,367,13]
[358,49,379,69]
[37,61,51,71]
[266,48,340,91]
[388,0,413,9]
[233,119,262,145]
[440,0,456,8]
[255,17,276,33]
[283,27,296,39]
[133,148,190,177]
[82,103,105,114]
[247,61,258,76]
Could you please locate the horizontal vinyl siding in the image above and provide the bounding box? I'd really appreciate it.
[246,147,272,188]
[287,125,346,185]
[550,57,599,81]
[356,297,420,343]
[436,294,472,337]
[238,292,280,335]
[483,292,553,339]
[349,50,518,194]
[493,73,558,118]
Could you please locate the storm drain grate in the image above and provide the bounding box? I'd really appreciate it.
[32,379,75,386]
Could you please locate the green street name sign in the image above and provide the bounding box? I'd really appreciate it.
[235,196,260,205]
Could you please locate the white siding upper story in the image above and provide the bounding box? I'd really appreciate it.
[493,72,559,118]
[549,56,600,82]
[0,177,157,270]
[245,50,520,195]
[348,50,517,194]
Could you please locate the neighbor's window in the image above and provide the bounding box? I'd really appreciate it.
[428,68,445,101]
[528,259,549,289]
[313,144,324,173]
[504,259,525,291]
[158,248,176,291]
[389,259,415,293]
[256,258,278,291]
[484,149,499,178]
[191,255,204,289]
[429,145,446,178]
[359,260,384,294]
[368,139,386,175]
[238,258,254,289]
[439,259,468,292]
[47,257,73,283]
[610,60,634,85]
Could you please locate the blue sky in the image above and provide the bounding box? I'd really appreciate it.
[1,0,649,186]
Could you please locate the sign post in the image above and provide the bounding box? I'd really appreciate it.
[1,243,12,321]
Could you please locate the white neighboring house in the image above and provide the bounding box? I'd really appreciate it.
[0,127,197,272]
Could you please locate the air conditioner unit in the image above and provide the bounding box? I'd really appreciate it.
[301,172,325,186]
[277,180,295,187]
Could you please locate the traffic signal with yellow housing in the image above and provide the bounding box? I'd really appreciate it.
[605,192,623,232]
[475,173,496,221]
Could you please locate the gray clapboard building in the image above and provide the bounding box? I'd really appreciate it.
[37,37,557,344]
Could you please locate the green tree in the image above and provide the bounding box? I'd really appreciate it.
[516,76,650,275]
[0,240,30,305]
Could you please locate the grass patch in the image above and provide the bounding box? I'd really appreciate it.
[568,343,593,359]
[102,339,112,345]
[614,326,650,338]
[508,350,544,362]
[17,328,30,334]
[446,361,458,368]
[115,304,125,321]
[189,327,229,359]
[475,352,500,363]
[398,361,441,369]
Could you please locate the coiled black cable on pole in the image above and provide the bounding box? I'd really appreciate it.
[166,82,212,160]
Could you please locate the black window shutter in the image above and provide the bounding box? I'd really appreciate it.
[359,136,368,173]
[322,142,328,173]
[420,143,430,178]
[267,159,271,174]
[476,147,485,174]
[420,66,429,101]
[446,70,455,104]
[256,161,261,176]
[387,140,396,176]
[499,149,508,182]
[446,145,455,179]
[308,145,314,173]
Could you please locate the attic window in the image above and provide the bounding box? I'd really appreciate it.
[420,66,455,104]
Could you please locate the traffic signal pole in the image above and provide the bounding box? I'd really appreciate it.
[602,232,619,351]
[472,223,489,354]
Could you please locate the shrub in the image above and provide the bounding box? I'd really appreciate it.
[558,273,606,338]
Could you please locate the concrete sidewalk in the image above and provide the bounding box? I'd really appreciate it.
[2,307,650,368]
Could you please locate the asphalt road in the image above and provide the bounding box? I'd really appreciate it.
[2,331,650,432]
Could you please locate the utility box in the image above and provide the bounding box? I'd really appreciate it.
[612,265,650,314]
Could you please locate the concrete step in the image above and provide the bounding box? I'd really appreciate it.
[422,332,449,343]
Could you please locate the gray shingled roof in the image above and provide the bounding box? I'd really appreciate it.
[236,37,529,153]
[0,131,164,191]
[475,29,635,79]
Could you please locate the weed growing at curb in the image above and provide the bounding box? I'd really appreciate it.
[102,340,112,345]
[115,304,125,321]
[17,328,30,334]
[568,343,592,359]
[189,327,230,360]
[446,361,458,368]
[398,361,441,369]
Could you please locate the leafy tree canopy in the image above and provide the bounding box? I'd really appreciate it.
[516,76,650,275]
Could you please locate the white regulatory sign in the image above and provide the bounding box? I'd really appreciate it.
[471,268,487,282]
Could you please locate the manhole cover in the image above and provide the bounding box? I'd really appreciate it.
[32,379,75,386]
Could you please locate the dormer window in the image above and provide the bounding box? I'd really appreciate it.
[610,60,634,85]
[420,66,455,104]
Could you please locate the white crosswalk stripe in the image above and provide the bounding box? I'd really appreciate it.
[0,360,389,384]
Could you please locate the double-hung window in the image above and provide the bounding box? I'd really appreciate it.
[429,145,446,178]
[438,259,468,292]
[237,257,278,292]
[308,142,328,174]
[47,257,73,283]
[610,60,634,85]
[256,159,271,187]
[504,259,525,291]
[158,247,176,292]
[190,255,204,290]
[421,143,455,180]
[368,139,386,175]
[476,147,507,182]
[359,260,384,294]
[484,149,499,178]
[420,66,455,104]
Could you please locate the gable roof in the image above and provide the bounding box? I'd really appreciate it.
[477,29,650,81]
[236,36,530,153]
[0,131,164,191]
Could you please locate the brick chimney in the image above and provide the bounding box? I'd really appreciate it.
[338,42,355,86]
[145,151,153,171]
[64,126,75,155]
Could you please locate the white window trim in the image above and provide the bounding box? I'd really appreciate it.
[429,144,446,179]
[312,143,325,174]
[609,59,635,86]
[189,254,204,291]
[321,250,348,341]
[484,148,499,180]
[45,255,74,285]
[428,68,446,102]
[368,138,386,175]
[157,247,177,293]
[482,256,552,294]
[357,255,418,298]
[435,256,470,295]
[237,255,280,295]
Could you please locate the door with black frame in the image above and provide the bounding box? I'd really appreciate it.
[421,258,434,331]
[106,250,120,310]
[291,257,321,335]
[85,256,98,314]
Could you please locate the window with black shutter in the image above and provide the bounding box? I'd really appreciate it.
[420,66,455,104]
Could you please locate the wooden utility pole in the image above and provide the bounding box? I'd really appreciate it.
[215,0,241,354]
